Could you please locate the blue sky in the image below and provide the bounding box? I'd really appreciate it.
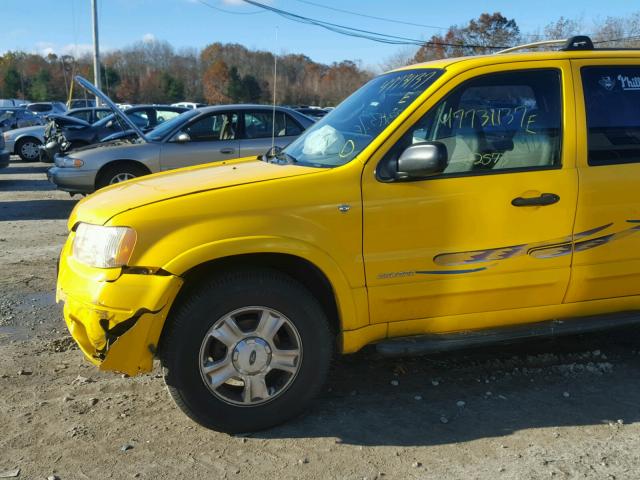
[1,0,638,69]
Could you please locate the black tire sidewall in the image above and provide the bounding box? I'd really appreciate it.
[162,271,333,433]
[17,138,41,161]
[96,163,146,189]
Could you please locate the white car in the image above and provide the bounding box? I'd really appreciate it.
[2,125,45,161]
[171,102,207,110]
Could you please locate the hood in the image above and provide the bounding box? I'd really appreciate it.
[49,114,90,128]
[69,158,319,227]
[74,76,148,143]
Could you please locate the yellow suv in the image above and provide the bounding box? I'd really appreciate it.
[57,36,640,432]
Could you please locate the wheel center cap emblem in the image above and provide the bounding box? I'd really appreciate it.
[232,337,272,375]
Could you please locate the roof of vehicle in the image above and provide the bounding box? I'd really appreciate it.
[393,37,640,74]
[68,107,111,114]
[196,104,305,113]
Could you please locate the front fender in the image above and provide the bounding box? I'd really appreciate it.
[163,235,369,332]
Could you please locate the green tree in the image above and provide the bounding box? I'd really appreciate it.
[160,72,184,102]
[3,67,21,97]
[29,69,51,101]
[226,66,243,102]
[240,75,262,103]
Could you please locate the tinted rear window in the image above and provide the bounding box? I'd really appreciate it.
[582,66,640,166]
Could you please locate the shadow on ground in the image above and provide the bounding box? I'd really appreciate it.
[0,199,77,220]
[251,328,640,447]
[1,165,50,175]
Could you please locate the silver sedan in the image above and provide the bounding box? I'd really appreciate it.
[47,105,314,194]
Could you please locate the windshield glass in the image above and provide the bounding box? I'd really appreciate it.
[282,68,443,167]
[147,109,199,141]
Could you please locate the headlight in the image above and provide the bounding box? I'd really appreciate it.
[2,132,10,141]
[72,223,137,268]
[60,156,84,168]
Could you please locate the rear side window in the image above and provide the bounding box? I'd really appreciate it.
[243,111,301,138]
[379,69,562,179]
[582,66,640,166]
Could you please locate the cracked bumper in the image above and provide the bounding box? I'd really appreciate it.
[56,235,183,376]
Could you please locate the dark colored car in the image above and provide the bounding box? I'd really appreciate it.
[0,107,43,132]
[63,105,188,145]
[40,105,189,162]
[65,107,111,124]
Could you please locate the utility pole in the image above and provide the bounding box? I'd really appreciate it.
[91,0,102,105]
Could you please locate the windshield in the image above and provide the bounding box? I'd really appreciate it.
[282,68,443,167]
[147,109,199,141]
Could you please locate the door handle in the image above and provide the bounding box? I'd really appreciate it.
[511,193,560,207]
[220,148,235,154]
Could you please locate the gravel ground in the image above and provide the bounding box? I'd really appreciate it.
[2,158,640,479]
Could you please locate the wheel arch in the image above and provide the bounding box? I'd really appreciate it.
[95,159,151,187]
[158,246,367,354]
[14,135,42,154]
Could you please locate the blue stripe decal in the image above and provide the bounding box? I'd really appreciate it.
[415,267,487,275]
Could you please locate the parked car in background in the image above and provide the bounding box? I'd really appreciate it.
[0,131,9,168]
[44,105,188,158]
[48,80,313,194]
[26,102,67,118]
[172,102,207,110]
[65,107,111,124]
[0,99,30,107]
[2,124,46,161]
[0,107,43,132]
[68,99,96,109]
[293,106,329,120]
[3,107,112,161]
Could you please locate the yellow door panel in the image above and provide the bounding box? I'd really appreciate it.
[362,61,578,324]
[566,59,640,303]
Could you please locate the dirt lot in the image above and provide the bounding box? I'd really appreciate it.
[3,158,640,479]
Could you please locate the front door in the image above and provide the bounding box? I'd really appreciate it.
[159,111,240,171]
[565,59,640,302]
[362,62,579,328]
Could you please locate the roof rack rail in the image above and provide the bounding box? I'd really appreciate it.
[497,35,594,54]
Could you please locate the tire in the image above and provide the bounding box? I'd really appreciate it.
[160,268,334,433]
[16,137,42,162]
[95,163,148,190]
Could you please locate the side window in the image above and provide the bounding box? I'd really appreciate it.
[244,111,289,139]
[96,110,111,120]
[380,69,562,179]
[184,112,238,142]
[69,110,91,122]
[284,114,303,136]
[156,109,181,125]
[127,110,150,129]
[582,66,640,166]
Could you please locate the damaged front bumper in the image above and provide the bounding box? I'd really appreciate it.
[56,235,183,376]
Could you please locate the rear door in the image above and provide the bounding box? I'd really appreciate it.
[565,59,640,302]
[159,110,240,170]
[239,110,304,157]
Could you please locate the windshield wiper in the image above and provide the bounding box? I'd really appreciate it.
[261,146,298,165]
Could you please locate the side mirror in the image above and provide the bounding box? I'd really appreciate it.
[173,132,191,143]
[396,142,447,180]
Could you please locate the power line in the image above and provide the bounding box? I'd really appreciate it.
[194,0,263,15]
[239,0,510,49]
[289,0,446,30]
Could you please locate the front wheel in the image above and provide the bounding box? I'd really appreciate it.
[160,269,334,433]
[95,163,148,190]
[16,137,42,162]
